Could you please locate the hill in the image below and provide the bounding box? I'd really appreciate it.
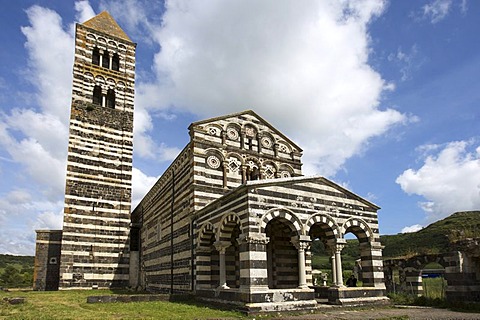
[381,211,480,258]
[0,254,34,288]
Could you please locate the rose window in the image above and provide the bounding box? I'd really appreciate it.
[280,171,291,178]
[206,155,221,169]
[226,128,239,140]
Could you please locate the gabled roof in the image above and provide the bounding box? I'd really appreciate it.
[189,110,303,152]
[81,11,132,42]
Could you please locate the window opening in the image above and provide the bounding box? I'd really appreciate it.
[106,89,115,109]
[92,47,100,66]
[92,85,102,105]
[102,50,110,68]
[112,53,120,71]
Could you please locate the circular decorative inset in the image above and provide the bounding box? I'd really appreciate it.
[280,171,291,178]
[278,143,288,153]
[245,127,256,137]
[261,137,272,148]
[206,155,221,169]
[226,128,239,140]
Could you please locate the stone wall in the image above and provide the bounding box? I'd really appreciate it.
[33,230,62,291]
[58,13,136,290]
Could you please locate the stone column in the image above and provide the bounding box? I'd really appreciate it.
[98,49,104,67]
[240,131,246,150]
[221,130,226,145]
[331,254,337,285]
[241,165,247,184]
[214,241,231,289]
[222,160,228,188]
[273,143,279,157]
[292,235,311,289]
[334,239,346,287]
[257,134,262,153]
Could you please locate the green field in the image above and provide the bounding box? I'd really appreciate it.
[0,290,244,320]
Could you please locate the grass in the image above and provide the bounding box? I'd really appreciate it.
[0,290,245,319]
[422,277,445,299]
[387,277,480,313]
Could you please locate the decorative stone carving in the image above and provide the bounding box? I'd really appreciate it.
[207,155,221,169]
[226,128,239,140]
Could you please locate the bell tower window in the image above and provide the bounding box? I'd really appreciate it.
[102,50,110,68]
[92,47,100,66]
[112,53,120,71]
[92,85,102,105]
[92,86,116,109]
[106,89,115,109]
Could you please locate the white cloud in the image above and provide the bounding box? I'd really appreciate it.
[388,45,421,82]
[131,167,159,208]
[0,1,97,255]
[20,5,75,123]
[0,189,63,255]
[133,0,406,177]
[460,0,468,15]
[75,0,96,23]
[401,224,423,233]
[422,0,452,24]
[396,140,480,222]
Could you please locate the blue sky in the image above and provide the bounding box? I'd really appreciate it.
[0,0,478,255]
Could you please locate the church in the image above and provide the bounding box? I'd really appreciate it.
[33,11,387,311]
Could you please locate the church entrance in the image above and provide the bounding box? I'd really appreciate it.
[266,217,299,289]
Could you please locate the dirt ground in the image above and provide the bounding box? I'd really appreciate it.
[267,306,480,319]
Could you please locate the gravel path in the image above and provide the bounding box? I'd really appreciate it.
[267,306,480,319]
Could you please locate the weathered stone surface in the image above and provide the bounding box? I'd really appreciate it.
[4,297,26,305]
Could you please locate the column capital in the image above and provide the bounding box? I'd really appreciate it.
[334,238,346,252]
[238,233,269,245]
[291,235,311,251]
[214,241,231,253]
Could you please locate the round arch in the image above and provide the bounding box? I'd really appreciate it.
[197,222,216,247]
[260,208,303,236]
[341,217,373,243]
[306,213,340,240]
[217,213,242,242]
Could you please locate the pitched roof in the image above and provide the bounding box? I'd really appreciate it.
[189,110,303,152]
[81,11,132,42]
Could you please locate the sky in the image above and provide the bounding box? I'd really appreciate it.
[0,0,478,255]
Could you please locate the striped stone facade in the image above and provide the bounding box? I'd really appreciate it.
[131,110,387,309]
[32,11,389,309]
[58,12,136,289]
[130,111,304,293]
[33,230,62,291]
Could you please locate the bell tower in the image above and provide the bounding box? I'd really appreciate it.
[58,11,136,289]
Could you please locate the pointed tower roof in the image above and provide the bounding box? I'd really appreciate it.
[82,11,132,42]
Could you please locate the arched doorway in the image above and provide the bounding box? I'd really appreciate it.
[309,222,336,287]
[196,224,218,289]
[216,214,241,289]
[225,224,240,288]
[343,218,375,287]
[266,218,299,289]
